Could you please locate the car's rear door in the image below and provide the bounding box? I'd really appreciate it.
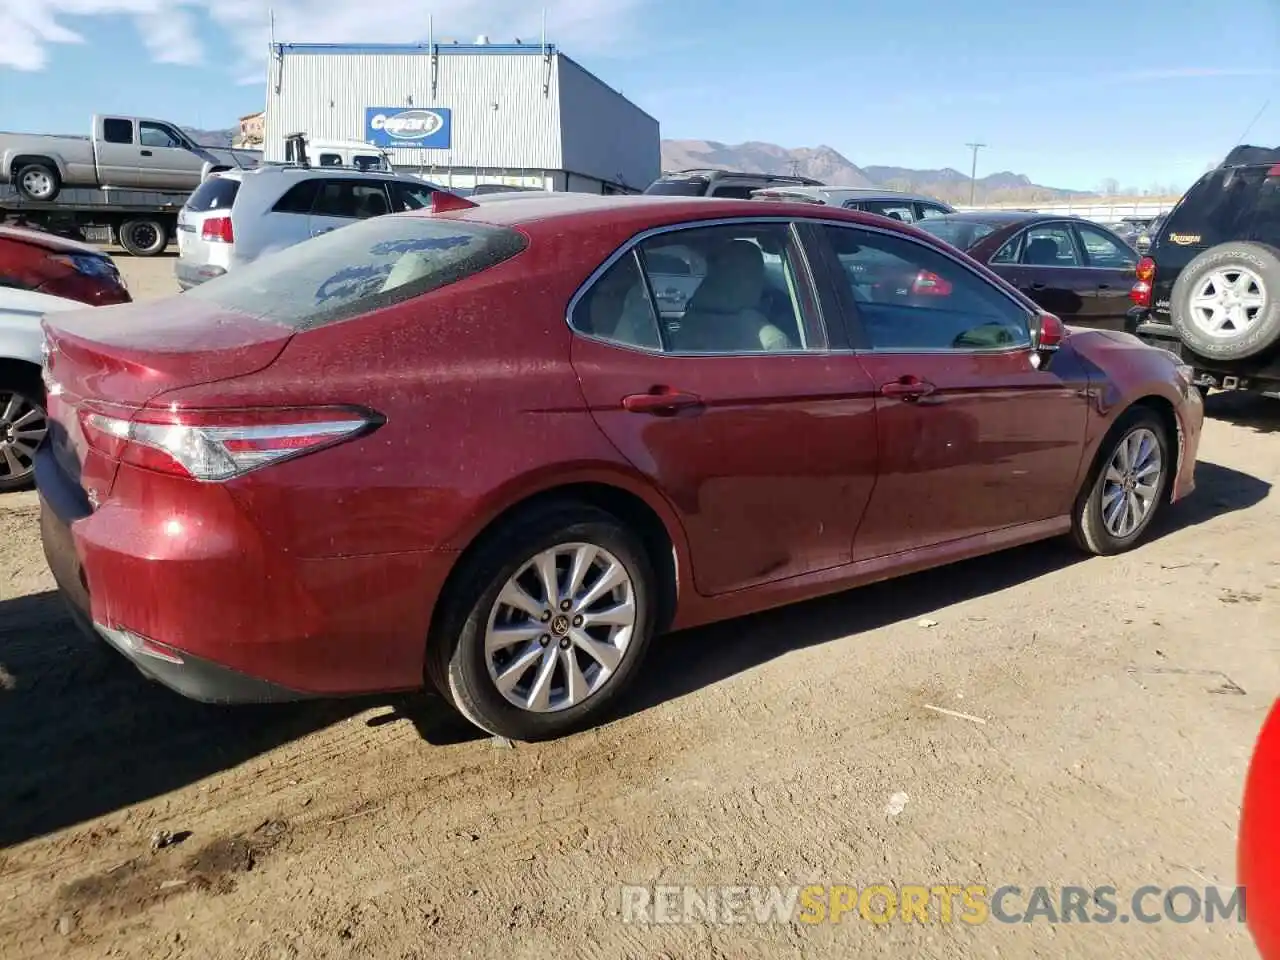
[569,217,880,598]
[1071,221,1140,331]
[814,221,1090,559]
[987,221,1096,325]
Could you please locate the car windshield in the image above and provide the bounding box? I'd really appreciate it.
[914,218,997,250]
[643,179,707,196]
[181,215,527,331]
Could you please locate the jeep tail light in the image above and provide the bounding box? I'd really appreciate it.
[78,405,382,481]
[201,216,234,243]
[1130,256,1156,308]
[911,270,953,296]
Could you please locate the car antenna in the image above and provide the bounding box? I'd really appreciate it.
[1232,100,1270,147]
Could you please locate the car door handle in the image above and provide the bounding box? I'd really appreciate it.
[1028,282,1047,291]
[1097,283,1112,290]
[140,150,153,157]
[622,388,704,416]
[880,376,937,402]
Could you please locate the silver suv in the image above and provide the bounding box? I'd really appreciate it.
[750,185,954,223]
[174,166,444,289]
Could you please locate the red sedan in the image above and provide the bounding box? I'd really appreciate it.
[36,194,1203,740]
[0,225,130,306]
[1241,699,1280,959]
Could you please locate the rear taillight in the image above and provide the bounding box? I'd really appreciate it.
[1130,256,1156,308]
[201,216,234,243]
[78,405,381,481]
[911,270,953,296]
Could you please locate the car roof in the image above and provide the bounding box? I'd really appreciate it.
[924,210,1075,227]
[752,185,949,205]
[0,223,107,255]
[218,165,425,185]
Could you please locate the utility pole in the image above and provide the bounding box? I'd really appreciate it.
[965,142,986,206]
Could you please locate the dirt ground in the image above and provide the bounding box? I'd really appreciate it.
[0,252,1277,959]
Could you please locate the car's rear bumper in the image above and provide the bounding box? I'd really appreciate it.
[174,258,226,290]
[35,447,459,704]
[1126,308,1280,392]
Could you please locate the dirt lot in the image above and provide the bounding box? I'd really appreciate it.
[0,252,1277,959]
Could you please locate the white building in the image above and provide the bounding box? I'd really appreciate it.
[261,39,660,194]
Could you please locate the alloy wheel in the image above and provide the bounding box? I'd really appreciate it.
[484,542,637,713]
[1100,427,1163,539]
[0,391,48,485]
[1191,268,1266,338]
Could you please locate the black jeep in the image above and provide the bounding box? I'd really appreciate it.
[1126,145,1280,398]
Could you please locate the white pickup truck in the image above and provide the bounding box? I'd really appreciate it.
[0,114,260,202]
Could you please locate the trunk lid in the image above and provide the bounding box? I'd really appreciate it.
[41,298,294,493]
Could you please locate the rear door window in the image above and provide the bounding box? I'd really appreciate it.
[181,217,528,330]
[861,201,917,223]
[1074,223,1138,268]
[311,180,391,219]
[1018,225,1080,266]
[272,179,322,214]
[388,180,440,211]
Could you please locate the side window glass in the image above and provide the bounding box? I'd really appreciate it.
[639,222,815,353]
[823,225,1031,351]
[990,234,1021,264]
[1075,224,1137,268]
[350,183,390,218]
[709,185,756,199]
[864,201,916,223]
[1019,225,1080,266]
[139,123,181,149]
[318,153,343,166]
[310,181,390,219]
[917,204,948,220]
[353,154,384,172]
[389,181,438,211]
[570,253,663,350]
[102,118,133,144]
[272,180,321,214]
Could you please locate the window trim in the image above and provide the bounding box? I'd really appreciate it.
[565,216,834,358]
[813,220,1038,356]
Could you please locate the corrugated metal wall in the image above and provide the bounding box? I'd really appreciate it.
[264,50,563,170]
[557,57,660,192]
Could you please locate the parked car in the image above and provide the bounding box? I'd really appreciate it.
[0,114,260,202]
[915,211,1140,331]
[1240,698,1280,960]
[0,224,129,306]
[644,169,824,199]
[1126,147,1280,397]
[282,136,391,173]
[174,165,446,289]
[751,185,954,222]
[0,287,87,489]
[38,192,1203,740]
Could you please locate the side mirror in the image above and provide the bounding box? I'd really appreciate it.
[1029,312,1064,369]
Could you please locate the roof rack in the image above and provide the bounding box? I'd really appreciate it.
[660,168,826,186]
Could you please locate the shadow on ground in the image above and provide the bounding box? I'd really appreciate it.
[0,460,1268,846]
[1204,391,1280,434]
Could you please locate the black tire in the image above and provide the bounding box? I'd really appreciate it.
[117,218,168,257]
[0,368,47,493]
[14,161,61,201]
[1170,242,1280,360]
[427,503,658,741]
[1071,406,1173,556]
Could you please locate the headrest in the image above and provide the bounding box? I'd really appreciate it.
[689,240,764,313]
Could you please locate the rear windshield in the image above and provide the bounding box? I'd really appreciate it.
[185,176,241,212]
[644,179,708,196]
[181,215,528,330]
[914,218,997,251]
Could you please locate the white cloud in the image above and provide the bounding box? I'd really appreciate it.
[0,0,648,74]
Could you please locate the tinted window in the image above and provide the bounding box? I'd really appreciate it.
[1075,223,1137,268]
[570,253,663,350]
[311,180,390,219]
[1020,225,1079,266]
[823,225,1031,351]
[139,122,182,149]
[318,153,343,166]
[709,185,757,199]
[915,218,997,251]
[184,176,241,212]
[102,118,133,144]
[272,180,321,214]
[389,180,439,211]
[353,154,384,171]
[917,204,950,220]
[182,217,528,331]
[643,179,707,196]
[862,201,917,223]
[1166,166,1266,247]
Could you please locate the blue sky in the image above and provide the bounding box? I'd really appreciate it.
[5,0,1280,191]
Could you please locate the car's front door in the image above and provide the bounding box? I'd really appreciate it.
[1072,221,1140,331]
[815,222,1091,559]
[987,221,1094,324]
[137,121,205,190]
[569,218,880,597]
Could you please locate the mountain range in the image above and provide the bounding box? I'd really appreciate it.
[660,139,1093,204]
[185,126,1093,203]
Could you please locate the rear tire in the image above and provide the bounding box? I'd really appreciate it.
[14,161,61,202]
[0,369,48,492]
[117,218,168,257]
[1071,407,1172,556]
[427,503,657,741]
[1171,242,1280,360]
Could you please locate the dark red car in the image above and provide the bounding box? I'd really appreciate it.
[916,212,1140,332]
[0,225,130,306]
[36,194,1203,740]
[1241,698,1280,959]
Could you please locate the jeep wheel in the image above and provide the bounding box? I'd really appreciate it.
[1170,242,1280,360]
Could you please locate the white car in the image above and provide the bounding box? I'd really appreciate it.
[0,287,85,490]
[173,165,447,290]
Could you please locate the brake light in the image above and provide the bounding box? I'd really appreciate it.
[1130,256,1156,307]
[78,405,381,481]
[911,270,953,296]
[201,216,234,243]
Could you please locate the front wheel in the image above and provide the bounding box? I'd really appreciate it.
[427,504,657,741]
[0,373,48,492]
[1071,407,1172,556]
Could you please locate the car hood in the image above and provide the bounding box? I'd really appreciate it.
[0,224,105,256]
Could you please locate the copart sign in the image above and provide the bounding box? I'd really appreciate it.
[364,107,452,149]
